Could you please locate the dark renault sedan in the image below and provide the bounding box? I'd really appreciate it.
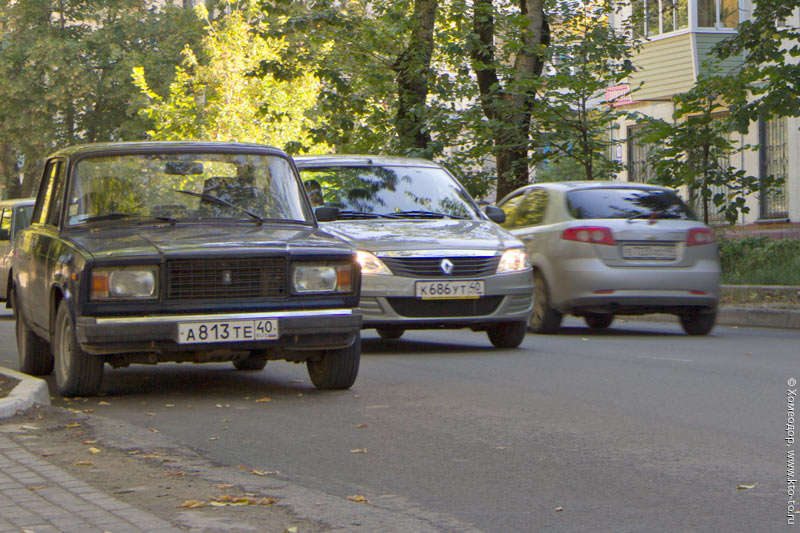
[10,142,362,396]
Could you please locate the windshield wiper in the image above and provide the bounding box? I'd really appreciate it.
[173,189,265,224]
[387,210,467,219]
[82,213,177,224]
[337,210,395,219]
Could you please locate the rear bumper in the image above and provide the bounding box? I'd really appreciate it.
[551,258,720,314]
[75,308,362,355]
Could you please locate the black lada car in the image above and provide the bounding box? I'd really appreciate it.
[10,142,362,396]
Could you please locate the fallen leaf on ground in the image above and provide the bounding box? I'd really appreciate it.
[27,485,46,491]
[255,397,272,403]
[209,437,218,441]
[66,423,80,428]
[165,471,185,477]
[74,461,93,466]
[83,440,97,445]
[737,483,757,490]
[216,483,234,489]
[555,506,564,512]
[257,497,278,505]
[356,424,367,429]
[88,447,101,454]
[347,495,368,503]
[350,448,367,454]
[165,403,176,407]
[98,401,111,405]
[250,469,280,476]
[285,527,298,533]
[148,428,160,433]
[178,500,205,508]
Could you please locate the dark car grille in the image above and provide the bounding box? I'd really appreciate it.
[167,257,287,300]
[387,296,503,317]
[381,256,500,278]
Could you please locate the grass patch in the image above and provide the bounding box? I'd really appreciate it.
[719,237,800,285]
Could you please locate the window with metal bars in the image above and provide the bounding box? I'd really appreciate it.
[759,117,788,220]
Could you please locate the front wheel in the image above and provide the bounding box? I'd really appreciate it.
[679,309,717,336]
[487,322,527,348]
[584,312,614,330]
[307,336,361,390]
[53,302,104,396]
[529,270,563,334]
[12,288,54,376]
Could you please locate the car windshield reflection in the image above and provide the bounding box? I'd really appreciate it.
[67,152,312,226]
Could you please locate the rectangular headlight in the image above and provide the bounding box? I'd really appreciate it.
[91,267,158,300]
[292,263,353,294]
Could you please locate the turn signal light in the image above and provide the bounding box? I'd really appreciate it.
[562,226,616,246]
[686,228,715,246]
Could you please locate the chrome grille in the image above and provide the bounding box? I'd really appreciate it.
[167,257,287,300]
[381,256,500,278]
[387,296,503,317]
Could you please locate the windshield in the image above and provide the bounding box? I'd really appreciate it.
[67,152,312,226]
[566,188,696,220]
[297,165,482,219]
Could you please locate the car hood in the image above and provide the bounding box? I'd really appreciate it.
[320,218,521,253]
[66,223,350,260]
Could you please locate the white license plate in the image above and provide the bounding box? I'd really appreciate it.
[177,319,278,344]
[622,244,677,260]
[415,280,485,300]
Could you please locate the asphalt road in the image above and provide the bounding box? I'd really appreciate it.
[0,313,795,532]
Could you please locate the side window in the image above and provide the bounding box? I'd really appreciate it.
[45,161,66,227]
[0,209,10,241]
[505,188,549,229]
[32,160,58,225]
[499,193,527,229]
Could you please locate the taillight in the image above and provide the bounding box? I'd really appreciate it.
[686,227,715,246]
[562,226,616,245]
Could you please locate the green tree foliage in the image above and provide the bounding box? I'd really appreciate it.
[0,1,201,197]
[133,2,323,152]
[713,0,800,128]
[533,0,639,181]
[638,74,769,225]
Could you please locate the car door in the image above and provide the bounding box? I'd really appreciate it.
[0,208,11,299]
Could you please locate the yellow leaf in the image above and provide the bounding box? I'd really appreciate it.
[66,423,80,428]
[178,500,205,508]
[149,428,160,433]
[165,404,176,407]
[74,461,93,466]
[347,495,368,503]
[356,424,367,429]
[350,448,367,454]
[256,397,272,403]
[89,447,101,455]
[258,497,278,505]
[737,483,757,490]
[98,401,111,405]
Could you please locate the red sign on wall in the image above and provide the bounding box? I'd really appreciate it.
[605,84,632,107]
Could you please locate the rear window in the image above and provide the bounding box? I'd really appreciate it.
[566,188,696,220]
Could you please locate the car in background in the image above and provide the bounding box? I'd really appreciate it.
[0,197,35,301]
[497,182,720,335]
[294,155,534,348]
[11,142,362,396]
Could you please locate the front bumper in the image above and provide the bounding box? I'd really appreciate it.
[358,269,534,328]
[76,308,361,355]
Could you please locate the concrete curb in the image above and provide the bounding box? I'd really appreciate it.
[0,366,50,419]
[619,306,800,329]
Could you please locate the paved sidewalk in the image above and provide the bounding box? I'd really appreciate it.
[0,434,180,533]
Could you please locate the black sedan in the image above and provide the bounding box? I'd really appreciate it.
[10,142,362,396]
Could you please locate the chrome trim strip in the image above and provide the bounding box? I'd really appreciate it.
[377,250,501,258]
[90,308,354,325]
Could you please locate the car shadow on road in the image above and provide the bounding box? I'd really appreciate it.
[553,325,685,337]
[361,337,505,356]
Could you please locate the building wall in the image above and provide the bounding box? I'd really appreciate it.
[629,34,696,101]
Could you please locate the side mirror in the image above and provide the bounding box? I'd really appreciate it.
[484,205,506,224]
[314,206,340,222]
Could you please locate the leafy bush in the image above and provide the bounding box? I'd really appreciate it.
[719,237,800,285]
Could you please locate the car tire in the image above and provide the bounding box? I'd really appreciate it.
[232,357,267,371]
[306,335,361,390]
[53,301,103,397]
[376,327,404,340]
[529,270,563,334]
[12,288,54,376]
[679,308,717,336]
[487,321,527,348]
[584,312,614,330]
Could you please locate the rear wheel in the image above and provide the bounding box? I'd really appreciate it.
[12,288,53,376]
[679,308,717,336]
[376,327,404,340]
[529,270,563,334]
[232,357,267,371]
[584,312,614,330]
[307,336,361,390]
[487,321,527,348]
[53,302,103,397]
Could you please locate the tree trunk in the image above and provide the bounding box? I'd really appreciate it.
[393,0,438,156]
[469,0,548,200]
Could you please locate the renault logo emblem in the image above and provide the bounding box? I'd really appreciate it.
[221,270,232,285]
[440,258,454,275]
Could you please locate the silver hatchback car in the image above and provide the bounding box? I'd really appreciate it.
[497,182,720,335]
[295,156,535,348]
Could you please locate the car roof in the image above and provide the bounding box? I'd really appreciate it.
[0,198,35,208]
[532,181,667,191]
[48,141,288,159]
[294,154,441,169]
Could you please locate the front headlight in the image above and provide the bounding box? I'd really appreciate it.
[91,267,157,300]
[496,248,530,273]
[292,263,354,293]
[355,250,391,275]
